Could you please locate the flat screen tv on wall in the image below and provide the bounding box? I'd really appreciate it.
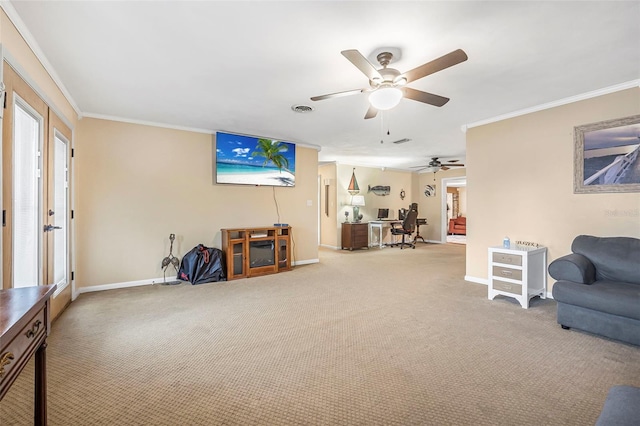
[215,131,296,187]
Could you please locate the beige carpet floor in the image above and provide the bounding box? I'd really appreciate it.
[1,243,639,425]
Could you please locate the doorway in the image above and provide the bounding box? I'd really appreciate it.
[440,176,467,244]
[2,61,73,315]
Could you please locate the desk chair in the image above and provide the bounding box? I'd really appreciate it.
[390,208,418,249]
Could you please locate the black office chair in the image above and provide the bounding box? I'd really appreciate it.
[390,207,418,249]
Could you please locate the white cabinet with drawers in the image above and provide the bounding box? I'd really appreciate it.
[488,245,547,309]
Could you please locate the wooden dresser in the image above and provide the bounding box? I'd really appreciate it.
[341,222,369,250]
[1,285,56,425]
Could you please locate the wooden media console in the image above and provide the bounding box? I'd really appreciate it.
[221,226,292,280]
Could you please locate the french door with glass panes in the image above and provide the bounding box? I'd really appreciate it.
[2,63,72,310]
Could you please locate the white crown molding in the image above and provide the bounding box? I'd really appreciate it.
[461,80,640,132]
[82,114,324,152]
[82,112,215,135]
[0,1,82,116]
[333,160,409,173]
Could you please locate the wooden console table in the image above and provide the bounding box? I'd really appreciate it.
[1,285,56,425]
[221,226,292,280]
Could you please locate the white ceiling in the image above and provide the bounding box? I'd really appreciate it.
[6,1,640,171]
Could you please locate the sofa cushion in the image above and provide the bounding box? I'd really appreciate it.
[548,253,596,284]
[552,280,640,320]
[572,235,640,285]
[454,217,466,225]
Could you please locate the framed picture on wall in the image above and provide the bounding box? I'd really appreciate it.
[424,185,436,197]
[574,114,640,193]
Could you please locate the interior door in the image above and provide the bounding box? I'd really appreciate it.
[2,62,72,316]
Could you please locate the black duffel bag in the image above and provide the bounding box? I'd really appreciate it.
[177,244,226,284]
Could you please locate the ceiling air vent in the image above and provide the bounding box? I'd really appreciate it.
[392,138,412,144]
[291,104,315,113]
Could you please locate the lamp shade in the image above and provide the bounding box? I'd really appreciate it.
[369,87,403,110]
[351,195,365,206]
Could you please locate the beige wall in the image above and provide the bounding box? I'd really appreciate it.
[318,163,338,248]
[76,118,319,288]
[320,163,422,248]
[320,163,467,246]
[466,88,640,287]
[458,187,467,216]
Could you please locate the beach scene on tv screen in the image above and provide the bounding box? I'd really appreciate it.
[216,132,296,186]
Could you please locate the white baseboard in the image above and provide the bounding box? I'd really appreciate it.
[78,277,164,294]
[77,258,321,294]
[319,244,340,250]
[293,258,319,266]
[465,275,489,285]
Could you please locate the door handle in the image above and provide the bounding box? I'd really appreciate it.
[43,224,62,232]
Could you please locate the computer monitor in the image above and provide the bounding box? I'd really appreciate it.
[377,208,389,220]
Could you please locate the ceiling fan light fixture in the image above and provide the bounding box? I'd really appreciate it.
[423,166,440,173]
[369,86,403,110]
[393,75,407,86]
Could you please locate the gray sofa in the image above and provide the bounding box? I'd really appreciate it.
[549,235,640,346]
[596,386,640,426]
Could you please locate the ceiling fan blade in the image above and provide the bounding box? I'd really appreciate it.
[341,49,383,81]
[442,163,465,167]
[402,87,449,107]
[410,165,429,168]
[402,49,468,83]
[441,166,450,171]
[311,88,364,102]
[364,105,378,120]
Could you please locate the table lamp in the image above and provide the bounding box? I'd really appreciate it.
[351,195,365,222]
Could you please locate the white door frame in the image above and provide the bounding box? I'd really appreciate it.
[440,176,467,242]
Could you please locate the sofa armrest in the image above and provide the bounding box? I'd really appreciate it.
[548,253,596,284]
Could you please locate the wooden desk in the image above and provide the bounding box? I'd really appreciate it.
[1,285,56,425]
[369,219,427,247]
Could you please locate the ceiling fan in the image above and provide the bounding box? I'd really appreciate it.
[310,48,467,119]
[411,157,465,173]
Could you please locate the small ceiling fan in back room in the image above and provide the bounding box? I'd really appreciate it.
[411,157,465,173]
[311,47,468,119]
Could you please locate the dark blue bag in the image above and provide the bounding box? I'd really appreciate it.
[178,244,226,284]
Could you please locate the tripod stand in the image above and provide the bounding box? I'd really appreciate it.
[413,218,427,243]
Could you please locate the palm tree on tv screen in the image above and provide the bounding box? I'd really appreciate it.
[251,138,291,174]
